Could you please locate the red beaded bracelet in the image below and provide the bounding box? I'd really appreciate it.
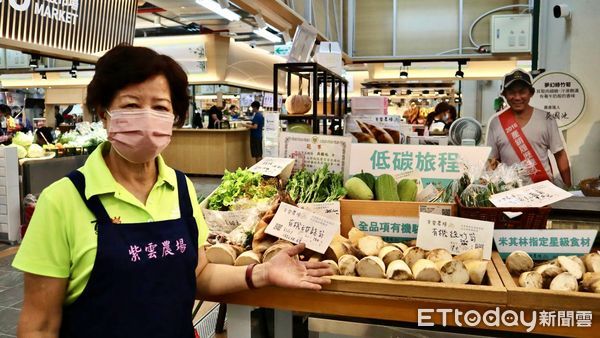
[245,263,257,289]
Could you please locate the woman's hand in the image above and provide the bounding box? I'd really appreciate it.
[261,243,334,290]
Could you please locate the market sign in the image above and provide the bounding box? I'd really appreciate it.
[530,71,586,130]
[0,0,137,61]
[494,229,598,260]
[349,144,491,187]
[279,132,352,176]
[417,213,495,260]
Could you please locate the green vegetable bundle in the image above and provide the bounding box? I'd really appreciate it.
[208,169,278,211]
[286,164,346,203]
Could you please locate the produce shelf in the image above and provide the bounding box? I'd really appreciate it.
[492,251,600,313]
[274,62,348,135]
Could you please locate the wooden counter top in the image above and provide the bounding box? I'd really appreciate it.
[173,128,250,133]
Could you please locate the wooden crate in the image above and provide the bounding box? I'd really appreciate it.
[322,260,507,305]
[492,252,600,313]
[339,198,456,236]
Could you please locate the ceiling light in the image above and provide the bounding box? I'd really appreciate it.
[399,70,408,79]
[399,61,411,79]
[253,28,281,43]
[71,72,77,79]
[423,90,430,95]
[196,0,240,21]
[437,90,445,95]
[40,72,47,80]
[390,89,397,95]
[406,89,412,95]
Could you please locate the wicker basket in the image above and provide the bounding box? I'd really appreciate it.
[456,197,551,229]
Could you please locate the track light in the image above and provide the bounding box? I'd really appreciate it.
[437,90,445,95]
[70,61,79,76]
[423,90,430,95]
[390,90,397,96]
[29,55,39,69]
[406,89,412,95]
[455,60,466,78]
[373,90,381,95]
[399,61,411,79]
[40,71,47,80]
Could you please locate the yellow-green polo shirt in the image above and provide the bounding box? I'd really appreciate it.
[13,142,209,304]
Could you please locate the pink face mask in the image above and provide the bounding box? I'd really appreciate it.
[106,108,174,164]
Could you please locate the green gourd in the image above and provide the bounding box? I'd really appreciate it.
[397,179,418,201]
[375,175,399,201]
[354,171,376,191]
[344,177,374,200]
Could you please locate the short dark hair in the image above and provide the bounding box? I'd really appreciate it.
[447,105,457,120]
[434,101,452,116]
[229,105,237,110]
[250,101,261,110]
[86,44,189,127]
[0,104,10,115]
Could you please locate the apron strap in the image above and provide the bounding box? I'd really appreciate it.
[67,170,112,224]
[175,170,194,218]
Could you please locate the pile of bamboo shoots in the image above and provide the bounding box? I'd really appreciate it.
[505,250,600,293]
[205,227,490,285]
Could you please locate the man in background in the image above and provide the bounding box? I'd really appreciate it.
[486,69,571,187]
[244,101,264,163]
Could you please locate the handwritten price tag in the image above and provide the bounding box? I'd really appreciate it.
[489,180,572,208]
[266,203,340,254]
[298,201,340,222]
[417,213,495,260]
[249,157,295,178]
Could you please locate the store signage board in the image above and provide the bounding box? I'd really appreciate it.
[279,132,352,177]
[263,112,280,158]
[298,201,340,222]
[273,42,292,56]
[489,180,572,208]
[248,157,294,179]
[530,72,586,130]
[0,0,137,61]
[240,94,255,107]
[349,144,491,184]
[345,115,402,144]
[288,22,318,63]
[417,213,495,260]
[352,215,419,242]
[148,41,207,74]
[266,202,340,254]
[494,229,598,260]
[262,93,274,108]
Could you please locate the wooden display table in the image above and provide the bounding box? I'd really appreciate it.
[162,128,253,175]
[206,256,597,337]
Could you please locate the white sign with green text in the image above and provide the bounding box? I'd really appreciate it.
[494,229,598,260]
[349,144,491,187]
[352,215,419,242]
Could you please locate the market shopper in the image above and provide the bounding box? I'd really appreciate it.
[244,100,264,162]
[207,105,223,129]
[12,45,333,338]
[486,69,572,187]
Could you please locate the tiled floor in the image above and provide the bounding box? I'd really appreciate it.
[0,176,222,338]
